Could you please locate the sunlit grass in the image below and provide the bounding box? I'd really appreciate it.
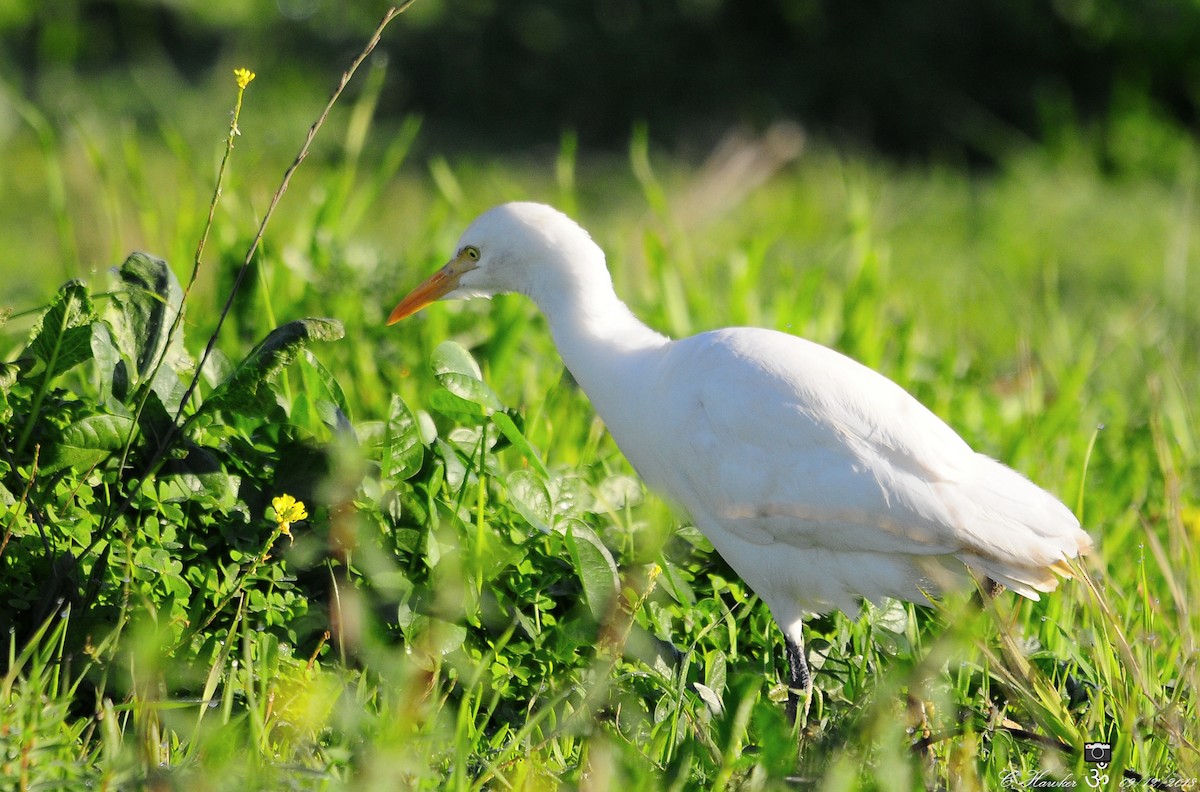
[1,37,1198,790]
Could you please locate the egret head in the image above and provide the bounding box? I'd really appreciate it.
[387,202,607,324]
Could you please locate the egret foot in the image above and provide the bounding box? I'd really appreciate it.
[784,635,813,726]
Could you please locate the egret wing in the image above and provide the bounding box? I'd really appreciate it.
[650,328,987,555]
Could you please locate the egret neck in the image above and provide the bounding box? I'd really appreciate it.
[524,245,670,429]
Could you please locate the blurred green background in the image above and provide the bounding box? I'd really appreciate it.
[2,0,1199,307]
[6,0,1199,153]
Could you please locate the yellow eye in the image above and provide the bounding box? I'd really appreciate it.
[463,245,480,261]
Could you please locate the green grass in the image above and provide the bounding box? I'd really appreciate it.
[1,51,1198,791]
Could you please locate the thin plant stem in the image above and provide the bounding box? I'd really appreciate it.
[90,3,415,550]
[175,2,414,426]
[178,525,286,648]
[110,68,255,505]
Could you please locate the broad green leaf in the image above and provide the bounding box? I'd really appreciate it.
[317,396,355,434]
[870,598,910,635]
[384,394,423,480]
[107,252,190,381]
[399,614,467,661]
[24,279,95,385]
[90,321,128,404]
[428,388,488,425]
[565,520,620,622]
[436,371,502,410]
[290,392,328,436]
[593,474,643,512]
[42,413,135,474]
[147,363,188,416]
[506,470,551,533]
[705,650,727,696]
[302,349,351,422]
[158,446,240,507]
[674,523,713,553]
[435,438,469,489]
[202,318,345,417]
[0,362,17,391]
[447,425,496,457]
[430,341,502,410]
[868,599,911,653]
[200,347,233,388]
[431,339,482,379]
[694,682,723,714]
[491,410,549,478]
[135,389,175,451]
[550,474,591,519]
[655,555,697,606]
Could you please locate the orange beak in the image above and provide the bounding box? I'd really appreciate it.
[386,253,476,325]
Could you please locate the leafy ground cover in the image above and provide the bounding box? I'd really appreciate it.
[1,23,1198,792]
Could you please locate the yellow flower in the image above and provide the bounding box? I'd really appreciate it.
[271,494,309,538]
[234,67,256,90]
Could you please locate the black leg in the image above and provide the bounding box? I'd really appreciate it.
[785,633,812,725]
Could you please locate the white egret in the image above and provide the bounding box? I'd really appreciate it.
[388,202,1092,720]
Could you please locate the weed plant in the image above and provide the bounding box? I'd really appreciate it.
[1,11,1198,791]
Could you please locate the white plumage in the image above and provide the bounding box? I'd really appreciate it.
[388,202,1092,712]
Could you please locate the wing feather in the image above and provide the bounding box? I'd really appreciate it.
[626,327,1087,600]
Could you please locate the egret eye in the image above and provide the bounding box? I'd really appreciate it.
[462,245,480,261]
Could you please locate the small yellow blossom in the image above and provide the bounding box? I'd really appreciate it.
[271,493,308,539]
[234,67,256,90]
